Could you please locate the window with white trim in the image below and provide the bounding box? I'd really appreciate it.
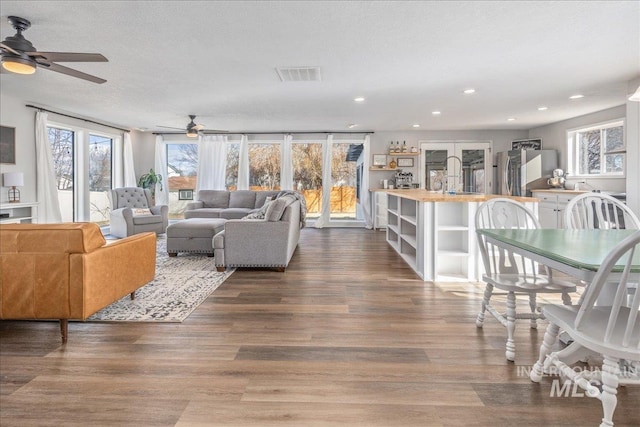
[568,120,625,177]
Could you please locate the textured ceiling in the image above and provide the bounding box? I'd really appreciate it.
[1,1,638,133]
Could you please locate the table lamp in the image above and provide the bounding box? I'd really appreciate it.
[3,172,24,203]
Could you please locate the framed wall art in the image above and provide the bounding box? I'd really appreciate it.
[397,157,414,167]
[372,154,387,167]
[511,138,542,150]
[0,126,16,164]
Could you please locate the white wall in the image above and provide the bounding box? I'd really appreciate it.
[527,105,627,193]
[625,78,640,216]
[131,130,156,182]
[0,94,37,204]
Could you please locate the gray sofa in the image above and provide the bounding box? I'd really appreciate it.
[213,197,301,272]
[184,190,280,220]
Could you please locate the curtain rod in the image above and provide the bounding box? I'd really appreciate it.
[153,130,374,136]
[25,105,130,133]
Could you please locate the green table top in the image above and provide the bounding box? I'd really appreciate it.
[477,229,640,273]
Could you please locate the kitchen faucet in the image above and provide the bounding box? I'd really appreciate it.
[444,155,463,193]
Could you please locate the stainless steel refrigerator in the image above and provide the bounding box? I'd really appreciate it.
[497,149,557,196]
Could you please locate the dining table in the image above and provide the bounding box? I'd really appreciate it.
[476,228,640,368]
[476,228,640,282]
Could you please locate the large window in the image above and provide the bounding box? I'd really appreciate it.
[331,143,357,219]
[48,125,117,225]
[249,143,281,190]
[568,120,625,177]
[226,142,239,191]
[89,134,113,225]
[166,143,198,219]
[292,142,323,217]
[49,127,75,222]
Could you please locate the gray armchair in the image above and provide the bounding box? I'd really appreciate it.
[109,187,168,238]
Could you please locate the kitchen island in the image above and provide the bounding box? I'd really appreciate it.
[384,190,538,282]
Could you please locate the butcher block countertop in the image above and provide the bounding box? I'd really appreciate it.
[531,189,589,194]
[384,189,538,203]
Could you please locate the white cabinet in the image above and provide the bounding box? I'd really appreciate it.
[372,191,388,230]
[533,191,585,228]
[0,202,39,224]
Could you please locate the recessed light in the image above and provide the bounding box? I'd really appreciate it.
[347,124,358,129]
[412,124,420,128]
[569,94,584,99]
[354,97,365,102]
[507,117,516,121]
[537,106,548,111]
[463,89,476,94]
[432,111,441,115]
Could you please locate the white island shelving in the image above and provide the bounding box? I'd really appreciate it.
[385,190,538,282]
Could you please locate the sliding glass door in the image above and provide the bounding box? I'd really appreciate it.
[48,125,118,225]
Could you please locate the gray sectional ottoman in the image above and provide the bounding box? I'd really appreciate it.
[166,218,227,257]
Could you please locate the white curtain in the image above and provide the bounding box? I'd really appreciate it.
[197,135,227,192]
[361,135,373,228]
[237,134,249,190]
[123,132,137,187]
[154,135,169,206]
[314,134,334,228]
[280,134,293,190]
[34,111,62,223]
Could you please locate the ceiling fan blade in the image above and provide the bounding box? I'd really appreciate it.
[193,124,205,130]
[27,52,108,63]
[39,62,106,84]
[156,125,185,130]
[0,42,21,56]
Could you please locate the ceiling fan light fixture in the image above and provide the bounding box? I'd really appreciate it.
[2,55,36,74]
[186,128,198,138]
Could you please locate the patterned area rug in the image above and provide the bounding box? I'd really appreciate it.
[87,236,234,322]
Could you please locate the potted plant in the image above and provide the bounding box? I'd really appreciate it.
[138,168,163,200]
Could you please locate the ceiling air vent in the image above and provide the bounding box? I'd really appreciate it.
[276,66,322,82]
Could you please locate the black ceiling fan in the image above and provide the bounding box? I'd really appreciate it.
[0,16,108,84]
[157,115,228,137]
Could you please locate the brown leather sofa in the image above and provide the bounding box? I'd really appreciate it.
[0,223,156,343]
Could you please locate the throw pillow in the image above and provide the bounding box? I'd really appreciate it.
[265,198,288,221]
[132,208,152,216]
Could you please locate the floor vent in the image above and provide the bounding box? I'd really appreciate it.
[276,66,322,82]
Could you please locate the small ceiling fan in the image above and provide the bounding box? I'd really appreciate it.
[157,115,227,137]
[0,16,108,84]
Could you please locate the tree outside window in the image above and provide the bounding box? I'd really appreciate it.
[570,121,624,177]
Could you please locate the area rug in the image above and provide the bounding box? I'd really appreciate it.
[87,236,234,322]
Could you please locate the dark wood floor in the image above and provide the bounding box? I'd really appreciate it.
[1,228,638,426]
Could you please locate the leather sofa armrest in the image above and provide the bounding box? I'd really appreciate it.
[73,232,157,318]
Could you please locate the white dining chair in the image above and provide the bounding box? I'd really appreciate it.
[475,198,576,361]
[565,193,639,230]
[530,230,640,427]
[565,192,639,306]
